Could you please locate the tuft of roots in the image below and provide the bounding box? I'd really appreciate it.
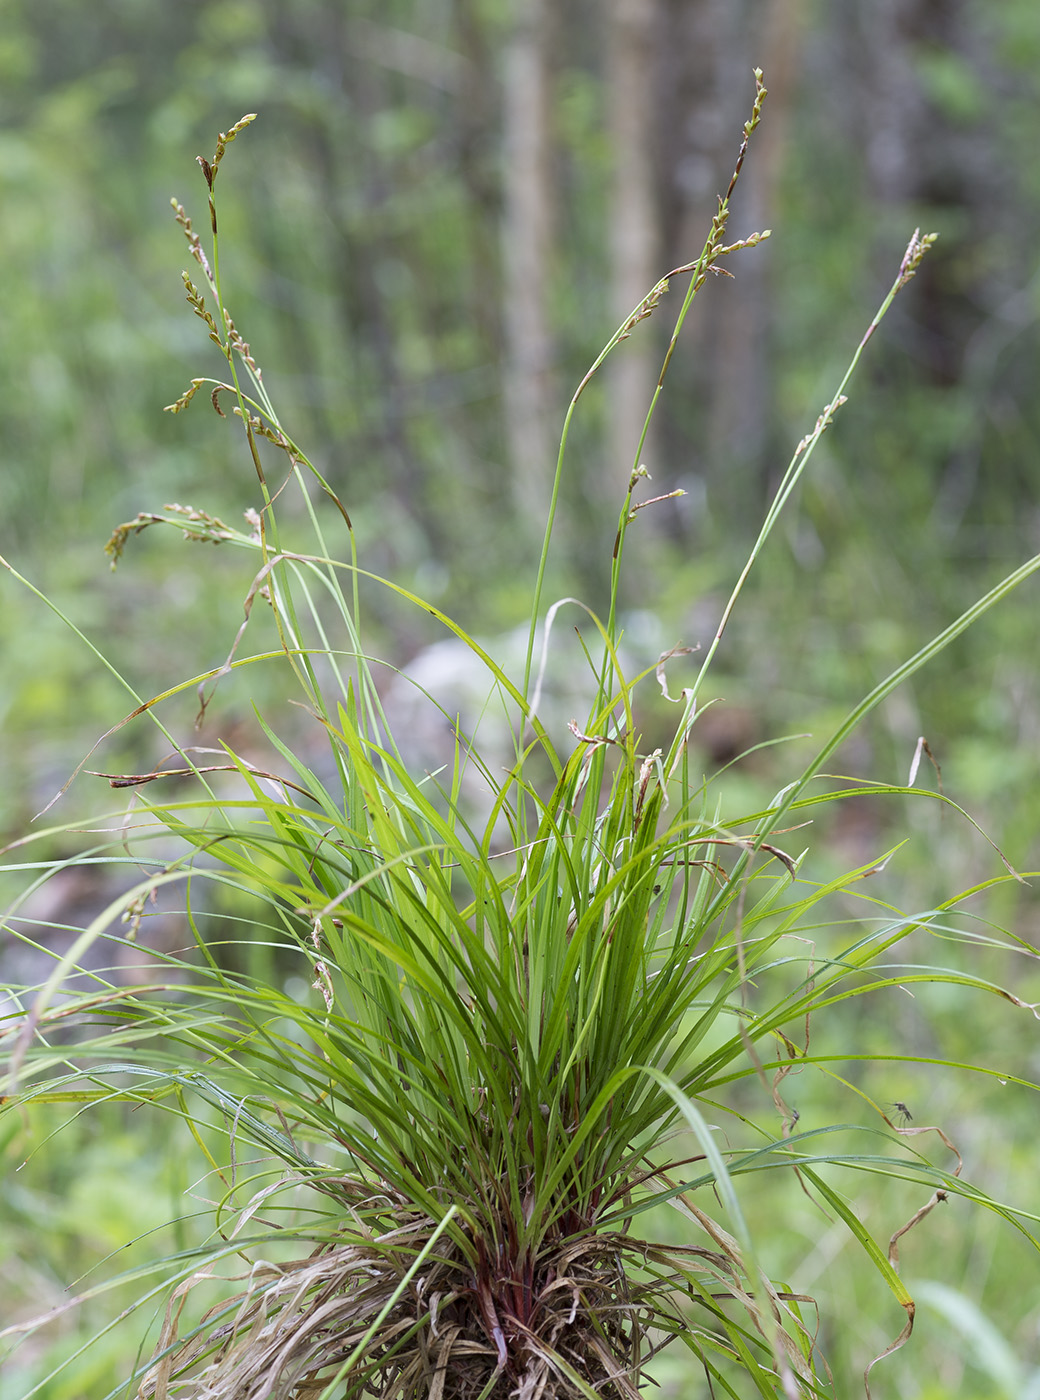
[138,1175,817,1400]
[138,1198,686,1400]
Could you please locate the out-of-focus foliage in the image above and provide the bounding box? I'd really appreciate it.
[0,0,513,566]
[0,0,512,831]
[0,3,1037,806]
[1,3,1037,616]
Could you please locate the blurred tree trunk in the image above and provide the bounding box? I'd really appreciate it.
[501,0,556,533]
[656,0,748,536]
[453,0,503,366]
[606,0,660,506]
[657,0,801,535]
[708,0,802,504]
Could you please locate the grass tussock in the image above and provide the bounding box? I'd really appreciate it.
[3,80,1040,1400]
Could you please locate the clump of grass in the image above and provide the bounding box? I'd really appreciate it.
[3,83,1040,1400]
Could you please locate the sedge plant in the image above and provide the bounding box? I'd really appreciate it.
[3,81,1040,1400]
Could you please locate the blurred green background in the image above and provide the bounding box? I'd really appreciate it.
[3,0,1040,1395]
